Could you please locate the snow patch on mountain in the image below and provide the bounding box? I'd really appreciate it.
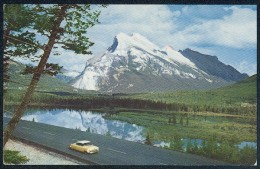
[206,78,213,83]
[163,45,197,69]
[72,69,100,90]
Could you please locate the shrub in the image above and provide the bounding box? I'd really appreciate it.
[239,145,257,165]
[170,135,184,152]
[144,133,153,145]
[4,150,29,164]
[186,140,193,153]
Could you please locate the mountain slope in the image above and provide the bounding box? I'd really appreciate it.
[56,68,80,83]
[180,48,248,81]
[123,74,256,107]
[6,60,87,93]
[213,74,256,101]
[72,33,248,93]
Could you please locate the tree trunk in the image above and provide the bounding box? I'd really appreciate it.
[4,28,11,48]
[3,27,11,84]
[3,4,70,147]
[3,57,10,87]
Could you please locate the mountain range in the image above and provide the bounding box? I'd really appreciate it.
[56,68,80,83]
[69,33,248,93]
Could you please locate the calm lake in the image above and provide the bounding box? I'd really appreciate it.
[4,108,256,149]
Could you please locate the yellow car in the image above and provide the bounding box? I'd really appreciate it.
[69,140,99,154]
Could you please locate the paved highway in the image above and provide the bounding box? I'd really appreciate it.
[3,117,231,165]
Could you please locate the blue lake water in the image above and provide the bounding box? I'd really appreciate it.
[154,140,257,149]
[19,109,145,142]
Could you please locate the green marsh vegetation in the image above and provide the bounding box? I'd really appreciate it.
[105,110,256,165]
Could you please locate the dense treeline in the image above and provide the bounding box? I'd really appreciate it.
[34,96,257,116]
[4,89,256,116]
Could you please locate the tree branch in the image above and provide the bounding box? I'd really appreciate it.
[4,34,45,50]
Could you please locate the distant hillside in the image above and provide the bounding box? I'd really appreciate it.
[213,74,256,102]
[5,60,97,95]
[122,74,257,107]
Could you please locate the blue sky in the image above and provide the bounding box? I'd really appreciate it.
[47,5,256,75]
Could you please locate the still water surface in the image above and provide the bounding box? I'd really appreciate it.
[21,109,145,142]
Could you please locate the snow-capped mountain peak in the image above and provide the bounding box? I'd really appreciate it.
[108,32,159,56]
[71,33,248,93]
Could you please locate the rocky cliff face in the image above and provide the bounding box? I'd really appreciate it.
[180,48,248,82]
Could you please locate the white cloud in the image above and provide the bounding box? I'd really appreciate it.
[102,5,180,24]
[171,6,256,50]
[88,5,256,54]
[237,60,256,76]
[47,44,93,72]
[88,5,180,54]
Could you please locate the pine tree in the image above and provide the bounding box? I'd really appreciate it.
[186,116,189,126]
[172,114,177,125]
[186,140,193,153]
[168,117,171,124]
[3,4,104,146]
[193,140,199,153]
[4,5,40,57]
[3,4,40,87]
[180,115,183,126]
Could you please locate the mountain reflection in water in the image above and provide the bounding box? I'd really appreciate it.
[9,109,146,143]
